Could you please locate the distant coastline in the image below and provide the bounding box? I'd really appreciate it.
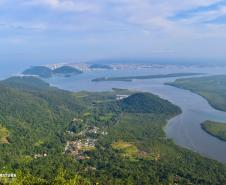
[92,73,203,82]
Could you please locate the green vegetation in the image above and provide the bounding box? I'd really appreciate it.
[0,76,85,184]
[0,76,226,184]
[53,66,82,75]
[1,169,92,185]
[3,76,50,90]
[201,120,226,141]
[120,92,181,115]
[0,125,9,144]
[92,112,226,184]
[92,73,202,82]
[167,75,226,111]
[23,66,52,78]
[112,141,138,158]
[22,65,82,78]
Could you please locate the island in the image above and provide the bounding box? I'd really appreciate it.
[22,65,82,78]
[201,120,226,141]
[22,66,53,78]
[167,75,226,112]
[92,73,203,82]
[53,66,82,75]
[89,64,113,69]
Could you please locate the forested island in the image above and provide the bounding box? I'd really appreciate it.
[201,121,226,141]
[0,76,226,184]
[23,66,82,78]
[167,75,226,112]
[89,64,113,69]
[92,73,202,82]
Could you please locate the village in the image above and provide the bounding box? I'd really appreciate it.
[64,138,95,160]
[64,120,108,160]
[63,93,130,161]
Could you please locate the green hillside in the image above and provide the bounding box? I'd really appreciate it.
[3,76,50,90]
[120,93,181,115]
[0,125,9,144]
[0,77,226,184]
[0,77,85,183]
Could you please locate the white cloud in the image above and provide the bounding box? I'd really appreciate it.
[5,0,225,37]
[101,0,226,38]
[27,0,100,12]
[1,0,226,60]
[177,5,226,24]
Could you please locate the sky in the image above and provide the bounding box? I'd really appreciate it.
[0,0,226,66]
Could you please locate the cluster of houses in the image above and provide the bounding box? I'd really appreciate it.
[65,116,109,160]
[86,126,108,136]
[64,138,96,160]
[76,126,108,137]
[116,95,129,100]
[34,153,48,159]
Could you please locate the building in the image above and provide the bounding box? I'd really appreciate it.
[116,95,129,100]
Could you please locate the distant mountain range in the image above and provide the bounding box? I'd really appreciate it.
[23,65,83,78]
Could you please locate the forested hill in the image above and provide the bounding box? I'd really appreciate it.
[0,76,226,184]
[2,76,50,90]
[0,76,87,184]
[1,76,84,111]
[120,92,181,115]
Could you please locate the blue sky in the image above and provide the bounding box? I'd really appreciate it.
[0,0,226,65]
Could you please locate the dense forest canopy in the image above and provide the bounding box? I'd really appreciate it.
[120,92,181,115]
[0,76,226,184]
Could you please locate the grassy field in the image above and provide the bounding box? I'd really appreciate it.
[0,125,9,144]
[167,75,226,111]
[112,141,138,158]
[201,120,226,141]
